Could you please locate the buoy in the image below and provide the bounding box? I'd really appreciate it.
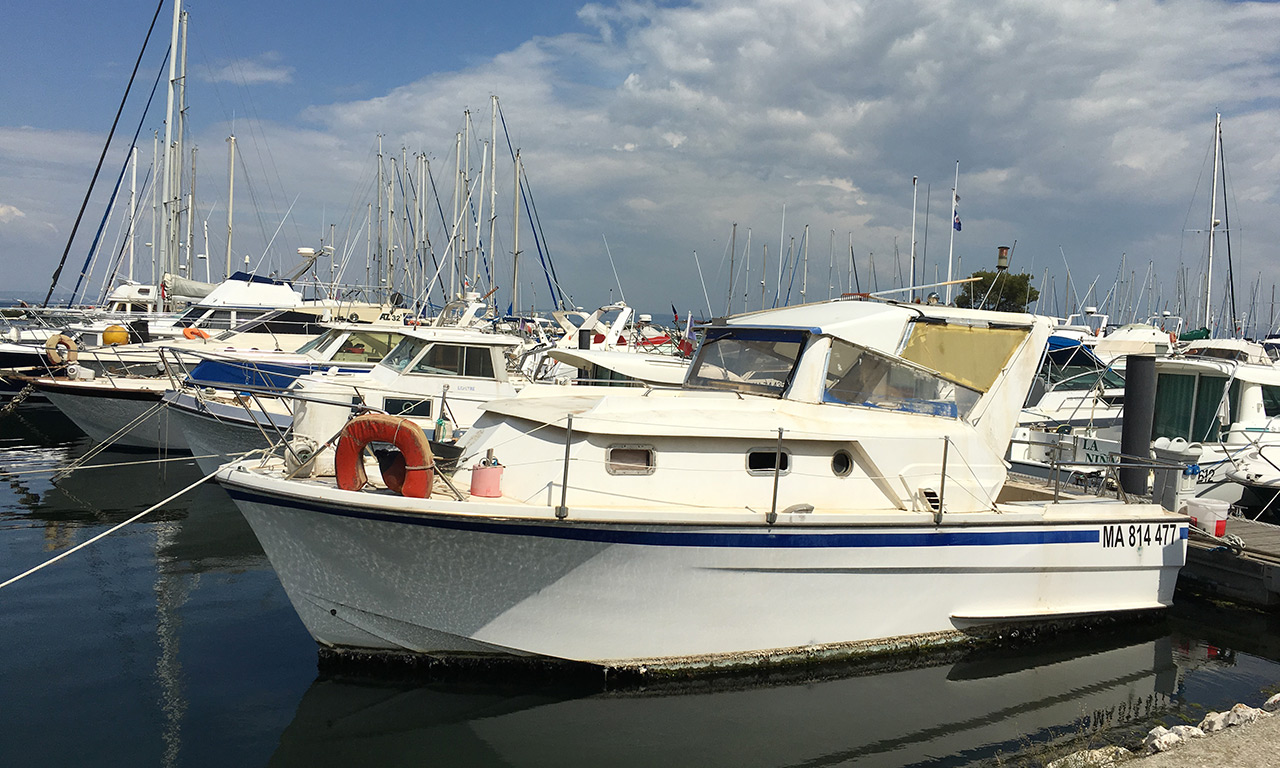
[334,413,435,497]
[102,325,129,345]
[182,327,211,340]
[44,334,78,365]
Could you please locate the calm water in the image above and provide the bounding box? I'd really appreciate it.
[3,404,1280,768]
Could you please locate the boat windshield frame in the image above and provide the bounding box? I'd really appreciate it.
[685,327,808,397]
[378,336,430,373]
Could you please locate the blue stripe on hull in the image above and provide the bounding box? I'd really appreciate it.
[227,485,1186,550]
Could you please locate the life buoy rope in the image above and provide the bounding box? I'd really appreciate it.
[334,413,435,498]
[44,334,78,366]
[182,327,211,340]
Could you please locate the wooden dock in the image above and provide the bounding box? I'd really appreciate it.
[1181,516,1280,608]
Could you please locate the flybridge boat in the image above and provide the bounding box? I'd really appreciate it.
[218,296,1187,673]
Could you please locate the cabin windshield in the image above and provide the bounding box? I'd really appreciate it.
[295,329,344,356]
[685,327,806,397]
[379,337,429,373]
[823,339,980,418]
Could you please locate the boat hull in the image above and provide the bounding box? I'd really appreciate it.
[167,393,283,473]
[40,384,188,450]
[222,468,1187,670]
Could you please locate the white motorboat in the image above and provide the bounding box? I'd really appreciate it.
[1148,337,1280,512]
[217,296,1187,672]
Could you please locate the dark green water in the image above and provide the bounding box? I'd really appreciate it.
[3,404,1279,767]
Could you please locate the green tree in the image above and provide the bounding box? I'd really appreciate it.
[953,270,1040,312]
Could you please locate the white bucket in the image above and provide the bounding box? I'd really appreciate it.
[1186,498,1229,537]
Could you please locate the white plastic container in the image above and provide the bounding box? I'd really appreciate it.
[1186,498,1229,537]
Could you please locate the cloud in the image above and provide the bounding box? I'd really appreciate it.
[0,204,25,224]
[8,0,1280,324]
[200,52,294,85]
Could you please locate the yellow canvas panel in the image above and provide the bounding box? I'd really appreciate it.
[901,324,1027,392]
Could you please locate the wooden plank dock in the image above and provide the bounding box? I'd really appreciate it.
[1181,517,1280,608]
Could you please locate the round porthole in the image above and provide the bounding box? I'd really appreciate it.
[832,449,853,477]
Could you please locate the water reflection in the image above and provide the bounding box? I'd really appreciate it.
[3,402,1279,768]
[269,624,1214,768]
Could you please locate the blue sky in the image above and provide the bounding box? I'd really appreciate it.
[4,0,1280,332]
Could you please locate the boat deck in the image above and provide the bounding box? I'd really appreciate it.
[1181,516,1280,608]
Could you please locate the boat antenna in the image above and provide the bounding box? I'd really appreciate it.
[601,234,627,305]
[692,250,713,319]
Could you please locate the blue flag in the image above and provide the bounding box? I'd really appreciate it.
[953,212,962,232]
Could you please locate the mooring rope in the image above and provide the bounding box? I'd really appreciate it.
[0,466,222,591]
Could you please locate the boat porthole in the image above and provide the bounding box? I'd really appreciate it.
[832,449,853,477]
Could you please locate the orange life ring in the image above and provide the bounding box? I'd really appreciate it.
[44,334,78,365]
[334,413,435,497]
[1169,331,1177,344]
[183,327,211,340]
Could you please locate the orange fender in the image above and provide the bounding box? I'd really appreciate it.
[334,413,435,498]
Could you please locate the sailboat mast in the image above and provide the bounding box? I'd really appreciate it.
[488,96,499,299]
[127,146,137,281]
[945,161,959,304]
[1204,112,1221,332]
[511,150,522,313]
[159,0,181,295]
[909,176,918,301]
[225,134,235,279]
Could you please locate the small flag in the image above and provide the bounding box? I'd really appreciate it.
[953,212,962,232]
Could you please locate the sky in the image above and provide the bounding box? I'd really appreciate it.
[3,0,1280,331]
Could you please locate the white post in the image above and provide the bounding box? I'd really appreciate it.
[945,161,959,304]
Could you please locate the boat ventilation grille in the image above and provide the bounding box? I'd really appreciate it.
[918,488,942,513]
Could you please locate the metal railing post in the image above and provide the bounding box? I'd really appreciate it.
[768,427,783,524]
[556,414,573,519]
[936,437,949,524]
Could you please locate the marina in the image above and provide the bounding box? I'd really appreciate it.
[8,2,1280,764]
[3,405,1280,766]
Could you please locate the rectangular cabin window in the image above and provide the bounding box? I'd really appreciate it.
[462,346,496,378]
[1263,385,1280,418]
[201,310,234,330]
[411,344,497,379]
[607,445,655,475]
[384,397,432,418]
[1153,372,1236,442]
[747,449,790,475]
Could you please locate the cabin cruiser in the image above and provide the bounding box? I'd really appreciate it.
[216,296,1187,672]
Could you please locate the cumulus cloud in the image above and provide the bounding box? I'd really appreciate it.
[8,0,1280,323]
[0,204,25,223]
[200,52,294,85]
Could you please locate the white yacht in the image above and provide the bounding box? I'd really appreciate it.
[217,296,1187,672]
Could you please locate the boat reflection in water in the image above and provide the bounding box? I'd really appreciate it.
[270,627,1188,768]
